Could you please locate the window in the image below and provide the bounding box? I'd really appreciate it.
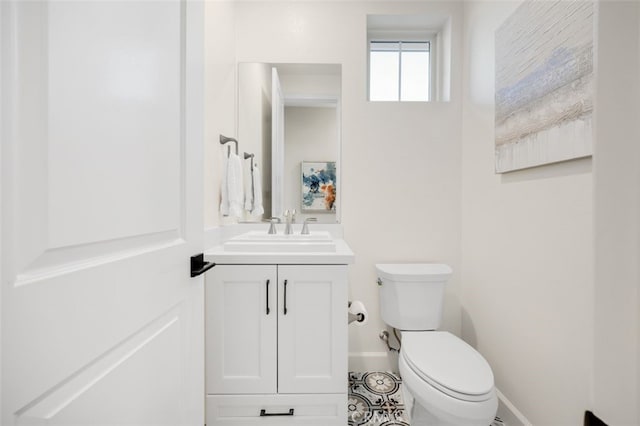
[369,40,431,102]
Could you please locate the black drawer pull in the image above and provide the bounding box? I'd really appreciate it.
[265,279,270,315]
[283,279,288,315]
[260,408,294,417]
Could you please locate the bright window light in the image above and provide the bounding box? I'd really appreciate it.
[369,41,430,102]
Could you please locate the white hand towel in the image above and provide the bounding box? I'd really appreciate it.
[244,164,254,212]
[220,154,230,216]
[227,153,244,218]
[244,164,264,218]
[251,165,264,217]
[220,153,244,218]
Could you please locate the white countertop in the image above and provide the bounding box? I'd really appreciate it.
[205,238,355,265]
[204,223,354,265]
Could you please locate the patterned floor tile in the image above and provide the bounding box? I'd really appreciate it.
[348,372,409,426]
[349,371,504,426]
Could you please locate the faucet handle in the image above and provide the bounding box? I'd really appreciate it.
[301,217,317,235]
[267,217,281,234]
[291,209,297,223]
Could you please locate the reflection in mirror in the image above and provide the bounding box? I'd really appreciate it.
[237,63,341,224]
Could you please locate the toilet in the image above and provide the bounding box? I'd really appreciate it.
[376,263,498,426]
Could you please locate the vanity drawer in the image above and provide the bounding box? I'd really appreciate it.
[206,394,346,425]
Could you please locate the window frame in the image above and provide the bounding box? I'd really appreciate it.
[367,31,437,102]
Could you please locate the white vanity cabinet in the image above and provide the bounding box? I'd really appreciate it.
[205,264,348,425]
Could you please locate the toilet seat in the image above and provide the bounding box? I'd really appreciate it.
[401,331,494,402]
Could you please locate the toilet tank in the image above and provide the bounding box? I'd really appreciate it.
[376,263,452,331]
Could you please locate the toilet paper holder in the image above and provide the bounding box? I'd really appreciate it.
[348,301,365,324]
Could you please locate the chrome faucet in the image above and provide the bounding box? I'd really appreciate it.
[284,209,296,235]
[301,217,317,235]
[268,217,281,234]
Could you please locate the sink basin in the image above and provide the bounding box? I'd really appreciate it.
[223,231,336,253]
[230,231,332,242]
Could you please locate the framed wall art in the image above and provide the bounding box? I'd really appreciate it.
[495,0,594,173]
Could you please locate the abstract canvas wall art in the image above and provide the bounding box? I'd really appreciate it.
[301,161,336,212]
[495,0,594,173]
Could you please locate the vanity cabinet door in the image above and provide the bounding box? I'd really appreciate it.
[206,265,277,394]
[277,265,348,394]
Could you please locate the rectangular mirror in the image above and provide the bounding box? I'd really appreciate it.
[237,63,342,224]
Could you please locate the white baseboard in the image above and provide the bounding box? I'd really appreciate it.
[496,388,533,426]
[348,351,395,372]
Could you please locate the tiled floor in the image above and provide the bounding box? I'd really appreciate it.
[348,371,505,426]
[348,372,409,426]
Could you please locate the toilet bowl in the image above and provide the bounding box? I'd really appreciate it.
[375,263,498,426]
[399,331,498,426]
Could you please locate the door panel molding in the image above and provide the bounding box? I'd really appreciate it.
[14,304,182,420]
[14,230,183,287]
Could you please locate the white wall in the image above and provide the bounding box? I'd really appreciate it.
[234,0,463,370]
[204,1,236,229]
[461,1,640,424]
[592,2,640,424]
[279,71,341,100]
[461,2,593,424]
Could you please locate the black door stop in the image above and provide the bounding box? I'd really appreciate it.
[190,253,215,277]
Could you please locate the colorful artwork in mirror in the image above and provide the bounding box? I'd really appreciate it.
[301,161,336,213]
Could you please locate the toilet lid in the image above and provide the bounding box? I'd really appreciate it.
[376,263,452,282]
[402,332,494,402]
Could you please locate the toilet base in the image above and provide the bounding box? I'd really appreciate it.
[399,350,498,426]
[412,401,446,425]
[403,386,455,426]
[407,393,496,426]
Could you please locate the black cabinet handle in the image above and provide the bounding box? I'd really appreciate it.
[260,409,294,417]
[283,279,288,315]
[190,254,215,277]
[265,279,270,315]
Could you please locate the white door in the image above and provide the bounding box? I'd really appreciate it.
[271,67,285,219]
[1,1,204,425]
[277,266,348,394]
[205,265,277,395]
